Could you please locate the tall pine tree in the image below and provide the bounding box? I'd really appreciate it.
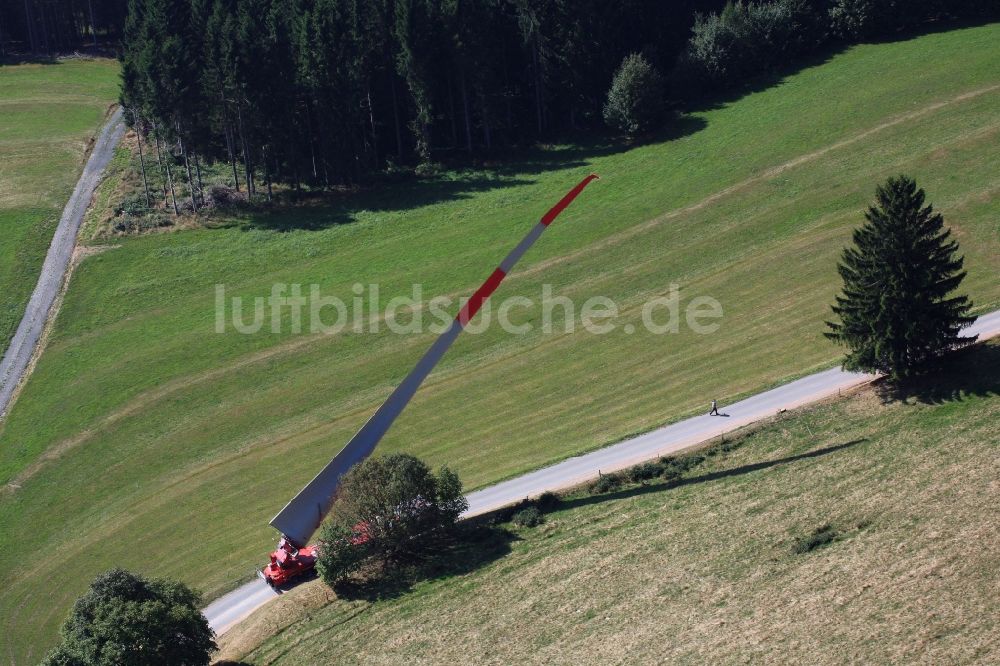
[826,175,976,380]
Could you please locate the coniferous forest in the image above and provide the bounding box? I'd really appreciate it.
[117,0,707,194]
[3,0,996,194]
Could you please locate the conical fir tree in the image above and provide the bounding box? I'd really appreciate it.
[826,175,976,380]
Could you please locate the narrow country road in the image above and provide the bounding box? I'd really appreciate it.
[204,309,1000,635]
[0,107,126,418]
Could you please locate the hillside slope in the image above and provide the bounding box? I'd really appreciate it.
[0,59,119,352]
[1,25,999,662]
[226,341,1000,664]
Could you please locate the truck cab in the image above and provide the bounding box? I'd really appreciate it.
[259,537,318,587]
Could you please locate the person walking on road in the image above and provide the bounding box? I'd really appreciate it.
[709,399,720,416]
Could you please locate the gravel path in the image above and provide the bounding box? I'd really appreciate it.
[0,107,125,418]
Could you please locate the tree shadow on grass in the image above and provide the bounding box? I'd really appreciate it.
[332,524,520,603]
[324,438,866,603]
[0,54,61,66]
[242,175,535,231]
[680,15,1000,115]
[488,114,708,176]
[553,439,868,514]
[877,340,1000,405]
[233,113,706,232]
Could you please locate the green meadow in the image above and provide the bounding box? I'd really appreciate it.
[0,58,119,351]
[2,25,999,662]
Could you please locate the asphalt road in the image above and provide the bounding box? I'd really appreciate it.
[205,308,1000,635]
[0,107,125,418]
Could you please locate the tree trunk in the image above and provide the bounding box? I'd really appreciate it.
[533,38,543,135]
[193,153,205,206]
[390,75,403,158]
[480,93,491,150]
[131,110,151,207]
[503,44,513,132]
[262,146,272,202]
[236,101,254,196]
[38,1,50,53]
[304,104,318,181]
[447,73,458,149]
[366,83,379,170]
[177,127,198,213]
[460,71,473,153]
[151,123,168,201]
[218,89,240,192]
[87,0,97,46]
[69,5,82,46]
[156,130,179,215]
[223,121,240,191]
[23,0,37,53]
[308,95,329,187]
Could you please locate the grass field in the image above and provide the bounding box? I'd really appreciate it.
[223,340,1000,664]
[0,58,119,352]
[1,25,999,663]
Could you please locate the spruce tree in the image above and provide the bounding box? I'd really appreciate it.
[394,0,439,162]
[826,175,976,380]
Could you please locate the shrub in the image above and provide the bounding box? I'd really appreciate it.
[826,0,947,40]
[628,462,664,483]
[603,53,665,137]
[590,473,623,494]
[208,184,240,206]
[113,213,171,233]
[512,506,545,527]
[414,161,443,177]
[792,524,839,554]
[661,466,683,483]
[662,452,705,473]
[658,451,712,482]
[116,192,148,217]
[535,491,561,513]
[829,0,873,38]
[494,498,532,523]
[673,0,825,93]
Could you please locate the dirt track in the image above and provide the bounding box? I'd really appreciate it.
[0,107,125,418]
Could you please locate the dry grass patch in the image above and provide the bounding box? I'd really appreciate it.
[230,343,1000,665]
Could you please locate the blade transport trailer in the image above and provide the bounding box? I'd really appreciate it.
[259,174,600,586]
[259,174,597,586]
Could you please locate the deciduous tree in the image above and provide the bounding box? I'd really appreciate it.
[41,568,216,666]
[316,453,467,585]
[603,53,664,137]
